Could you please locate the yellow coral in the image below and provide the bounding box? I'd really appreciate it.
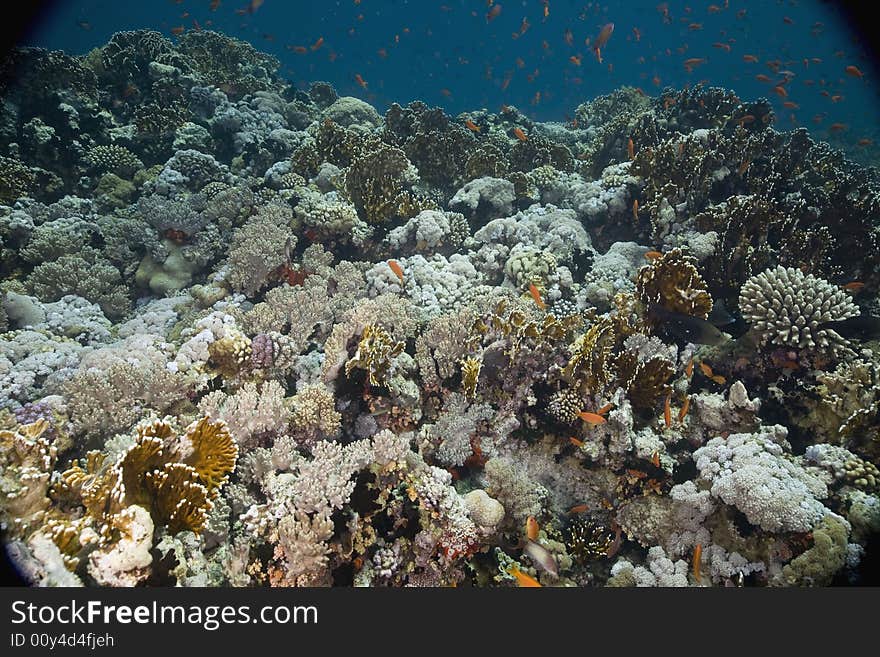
[636,248,712,320]
[460,356,482,399]
[207,330,252,378]
[345,324,405,387]
[563,317,617,393]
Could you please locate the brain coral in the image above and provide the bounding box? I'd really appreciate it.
[738,266,859,355]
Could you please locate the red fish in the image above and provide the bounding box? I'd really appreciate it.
[845,65,864,78]
[354,73,368,89]
[486,3,502,22]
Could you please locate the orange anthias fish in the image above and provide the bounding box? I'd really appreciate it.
[354,73,368,89]
[388,259,405,283]
[526,516,539,541]
[509,566,542,587]
[651,451,660,468]
[644,250,663,260]
[842,281,866,292]
[487,3,502,22]
[578,411,607,425]
[632,199,639,222]
[663,392,672,428]
[513,127,529,141]
[699,361,714,377]
[170,25,185,36]
[677,396,691,422]
[692,543,703,583]
[569,504,589,514]
[528,283,546,310]
[569,437,584,447]
[742,54,759,63]
[596,402,614,416]
[685,357,694,378]
[310,36,324,51]
[592,23,614,63]
[627,137,635,160]
[465,119,481,132]
[845,65,864,78]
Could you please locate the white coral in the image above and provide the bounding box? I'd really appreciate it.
[693,426,828,532]
[739,266,859,355]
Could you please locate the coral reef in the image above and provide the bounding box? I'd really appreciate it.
[1,31,879,589]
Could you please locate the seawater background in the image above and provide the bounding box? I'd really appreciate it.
[17,0,880,162]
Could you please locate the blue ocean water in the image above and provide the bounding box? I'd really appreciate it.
[19,0,880,161]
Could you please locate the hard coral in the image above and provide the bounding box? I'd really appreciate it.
[738,266,859,356]
[636,247,713,320]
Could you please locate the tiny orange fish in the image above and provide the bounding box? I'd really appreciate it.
[683,57,706,71]
[355,73,368,89]
[663,392,672,428]
[710,374,726,385]
[845,65,863,78]
[528,283,546,310]
[569,55,582,66]
[645,250,664,260]
[513,127,528,142]
[737,114,756,125]
[632,199,639,222]
[842,281,866,292]
[465,119,481,133]
[755,73,772,83]
[677,396,691,422]
[685,358,694,378]
[742,54,759,63]
[569,504,590,514]
[699,361,713,377]
[388,259,405,283]
[692,543,703,583]
[829,122,848,132]
[737,160,751,175]
[509,566,542,587]
[170,25,185,35]
[651,451,660,468]
[578,411,607,425]
[526,516,539,541]
[310,36,324,51]
[627,137,635,160]
[596,402,614,416]
[569,437,585,447]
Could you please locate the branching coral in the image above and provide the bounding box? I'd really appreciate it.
[738,266,859,356]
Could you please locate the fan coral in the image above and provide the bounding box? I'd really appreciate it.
[738,266,859,355]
